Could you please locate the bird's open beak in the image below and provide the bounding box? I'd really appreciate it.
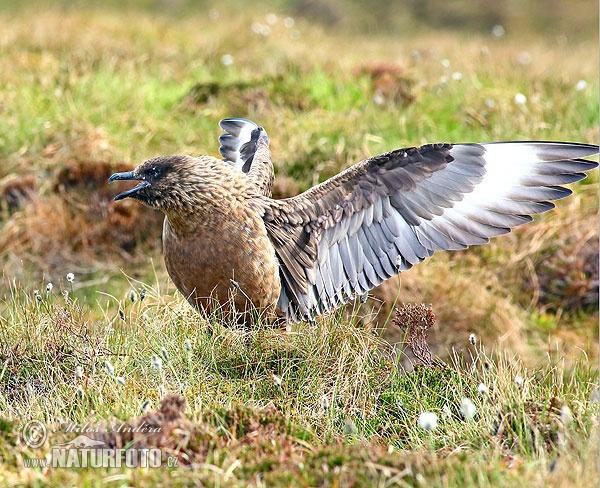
[108,171,151,201]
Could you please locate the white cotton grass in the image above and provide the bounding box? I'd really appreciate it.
[477,383,488,396]
[46,282,53,293]
[104,359,115,377]
[160,347,169,362]
[460,398,477,419]
[514,374,524,386]
[220,54,234,67]
[66,272,75,282]
[469,333,477,345]
[560,405,573,425]
[128,289,137,302]
[321,395,330,412]
[151,355,163,372]
[514,93,527,105]
[491,24,505,38]
[184,338,192,352]
[418,411,438,431]
[115,376,126,387]
[575,79,587,91]
[75,365,84,379]
[272,374,282,387]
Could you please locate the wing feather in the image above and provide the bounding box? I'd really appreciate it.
[265,141,598,320]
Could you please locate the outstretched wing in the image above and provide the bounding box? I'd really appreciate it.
[219,118,274,196]
[262,142,598,321]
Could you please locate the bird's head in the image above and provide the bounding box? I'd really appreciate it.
[109,155,222,212]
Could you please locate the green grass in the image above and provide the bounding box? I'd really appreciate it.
[0,2,597,486]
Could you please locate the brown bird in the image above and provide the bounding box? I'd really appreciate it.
[109,119,598,322]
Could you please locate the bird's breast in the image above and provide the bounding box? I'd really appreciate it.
[162,206,281,317]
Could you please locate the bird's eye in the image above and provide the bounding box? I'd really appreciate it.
[148,167,161,180]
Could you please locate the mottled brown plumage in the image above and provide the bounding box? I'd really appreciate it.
[109,118,598,323]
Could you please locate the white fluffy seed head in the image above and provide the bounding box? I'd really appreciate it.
[104,360,115,377]
[477,383,488,396]
[151,355,163,372]
[418,411,438,431]
[66,272,75,282]
[560,405,573,425]
[75,365,84,379]
[460,398,477,419]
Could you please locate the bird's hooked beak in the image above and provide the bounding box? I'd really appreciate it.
[108,171,151,201]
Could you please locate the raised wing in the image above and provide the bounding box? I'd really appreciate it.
[262,142,598,321]
[219,118,274,196]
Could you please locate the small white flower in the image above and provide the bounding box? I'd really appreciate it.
[128,289,137,302]
[560,405,573,425]
[477,383,488,396]
[75,365,84,379]
[575,79,587,91]
[418,411,438,431]
[220,54,234,67]
[160,347,169,362]
[469,333,477,345]
[344,419,357,436]
[491,24,505,38]
[151,355,163,372]
[451,71,462,81]
[66,273,75,282]
[272,374,282,387]
[46,283,53,293]
[283,16,295,28]
[516,51,532,66]
[115,376,126,387]
[514,93,527,105]
[514,374,524,386]
[460,398,477,419]
[251,22,271,37]
[34,289,42,301]
[184,339,192,351]
[104,359,115,377]
[265,13,278,25]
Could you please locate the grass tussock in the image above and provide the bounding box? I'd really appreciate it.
[0,286,597,486]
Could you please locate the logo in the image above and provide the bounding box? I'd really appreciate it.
[21,421,180,469]
[22,420,47,448]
